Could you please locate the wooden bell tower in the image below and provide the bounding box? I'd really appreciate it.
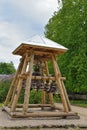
[3,35,78,118]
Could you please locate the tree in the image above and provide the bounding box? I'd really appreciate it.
[0,61,16,74]
[45,0,87,93]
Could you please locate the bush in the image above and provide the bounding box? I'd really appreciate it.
[0,62,16,74]
[0,80,42,104]
[0,80,11,102]
[0,79,60,104]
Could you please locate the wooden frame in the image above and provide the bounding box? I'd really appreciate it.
[3,49,78,119]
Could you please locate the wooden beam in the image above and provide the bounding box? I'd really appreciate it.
[12,43,67,56]
[10,111,77,118]
[54,55,71,111]
[10,58,25,106]
[19,73,66,81]
[51,55,69,112]
[41,61,46,105]
[4,57,24,106]
[61,79,71,111]
[45,61,54,106]
[21,53,29,74]
[11,53,29,112]
[23,52,34,113]
[42,90,46,104]
[17,104,51,108]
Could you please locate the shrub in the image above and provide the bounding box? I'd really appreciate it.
[0,80,11,102]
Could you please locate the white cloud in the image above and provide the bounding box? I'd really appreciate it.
[0,0,59,69]
[0,22,23,68]
[10,0,58,25]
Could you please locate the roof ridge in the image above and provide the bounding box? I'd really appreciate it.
[39,35,47,44]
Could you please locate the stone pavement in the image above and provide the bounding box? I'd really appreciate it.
[0,104,87,129]
[72,105,87,117]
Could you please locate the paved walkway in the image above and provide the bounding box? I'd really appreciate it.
[56,103,87,117]
[0,104,87,129]
[72,105,87,117]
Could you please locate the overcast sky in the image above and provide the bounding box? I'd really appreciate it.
[0,0,62,69]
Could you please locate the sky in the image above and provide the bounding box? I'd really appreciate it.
[0,0,62,69]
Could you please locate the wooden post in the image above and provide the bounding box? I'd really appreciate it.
[54,56,71,111]
[51,55,69,112]
[4,57,24,106]
[10,53,29,112]
[42,91,46,104]
[41,62,46,105]
[61,76,71,111]
[9,57,25,106]
[23,52,34,113]
[21,53,29,74]
[45,61,54,105]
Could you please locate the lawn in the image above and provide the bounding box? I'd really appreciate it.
[70,100,87,107]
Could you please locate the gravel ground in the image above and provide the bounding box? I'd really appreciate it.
[0,105,87,129]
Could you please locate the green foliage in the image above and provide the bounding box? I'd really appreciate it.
[0,79,42,104]
[30,90,42,104]
[0,61,16,74]
[48,61,54,74]
[18,89,42,104]
[0,79,60,104]
[0,80,11,102]
[0,103,3,107]
[45,0,87,93]
[70,100,87,107]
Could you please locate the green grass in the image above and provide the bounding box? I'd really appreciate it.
[0,103,2,107]
[70,100,87,107]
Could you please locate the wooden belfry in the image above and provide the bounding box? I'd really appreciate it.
[3,35,77,118]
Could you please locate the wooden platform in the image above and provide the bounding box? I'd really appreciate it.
[2,104,79,119]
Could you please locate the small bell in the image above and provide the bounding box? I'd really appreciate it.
[44,80,50,93]
[50,81,58,94]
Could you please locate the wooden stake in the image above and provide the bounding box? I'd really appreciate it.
[23,52,34,113]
